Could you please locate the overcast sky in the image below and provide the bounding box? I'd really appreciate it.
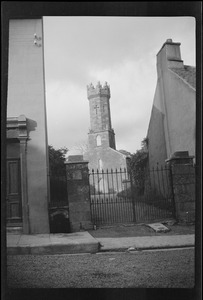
[43,17,195,154]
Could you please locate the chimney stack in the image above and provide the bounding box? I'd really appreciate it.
[157,39,184,70]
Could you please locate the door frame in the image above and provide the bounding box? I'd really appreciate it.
[7,115,29,233]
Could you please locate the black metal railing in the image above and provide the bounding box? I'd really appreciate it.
[89,168,134,226]
[89,166,175,226]
[132,165,175,223]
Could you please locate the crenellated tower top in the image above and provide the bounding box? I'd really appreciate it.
[87,81,111,100]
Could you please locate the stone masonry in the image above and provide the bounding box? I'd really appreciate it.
[167,151,195,223]
[84,81,128,172]
[65,155,93,232]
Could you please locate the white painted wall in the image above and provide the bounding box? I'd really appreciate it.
[7,19,50,233]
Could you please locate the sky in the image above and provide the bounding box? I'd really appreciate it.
[43,17,195,154]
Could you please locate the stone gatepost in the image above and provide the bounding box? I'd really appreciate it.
[65,155,93,232]
[166,151,195,223]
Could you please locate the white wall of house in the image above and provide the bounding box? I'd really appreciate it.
[147,39,195,168]
[7,19,50,233]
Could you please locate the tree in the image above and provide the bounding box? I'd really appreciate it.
[48,145,68,174]
[73,140,88,155]
[129,138,149,195]
[118,149,132,157]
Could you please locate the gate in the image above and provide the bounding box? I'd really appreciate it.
[89,168,135,226]
[132,165,175,223]
[89,166,175,226]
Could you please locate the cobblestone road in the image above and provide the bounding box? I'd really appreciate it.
[7,248,194,288]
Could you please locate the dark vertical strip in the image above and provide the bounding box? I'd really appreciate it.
[110,169,115,224]
[88,171,93,224]
[160,165,166,218]
[169,167,176,219]
[91,170,96,225]
[151,166,156,221]
[121,169,126,223]
[117,169,121,223]
[115,168,119,223]
[165,166,173,216]
[129,168,136,223]
[122,169,127,223]
[106,169,110,225]
[144,168,149,222]
[102,170,106,225]
[102,169,105,199]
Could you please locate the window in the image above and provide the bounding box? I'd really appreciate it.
[96,135,101,146]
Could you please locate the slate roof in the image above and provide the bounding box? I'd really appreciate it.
[170,65,196,89]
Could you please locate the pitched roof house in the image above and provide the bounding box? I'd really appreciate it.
[147,39,196,168]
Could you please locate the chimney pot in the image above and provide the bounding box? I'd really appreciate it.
[166,39,173,43]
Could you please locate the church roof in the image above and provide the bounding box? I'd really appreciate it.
[169,65,196,89]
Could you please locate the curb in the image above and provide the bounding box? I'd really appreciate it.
[98,244,195,253]
[7,242,99,255]
[99,245,194,253]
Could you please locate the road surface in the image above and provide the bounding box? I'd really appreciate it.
[7,248,194,288]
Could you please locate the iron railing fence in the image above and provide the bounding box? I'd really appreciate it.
[132,165,175,223]
[89,166,175,226]
[89,168,134,226]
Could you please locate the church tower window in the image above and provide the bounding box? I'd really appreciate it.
[96,135,102,146]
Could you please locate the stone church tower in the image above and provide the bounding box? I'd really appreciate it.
[84,81,128,173]
[87,81,116,151]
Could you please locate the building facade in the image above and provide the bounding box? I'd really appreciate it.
[147,39,196,169]
[6,19,50,234]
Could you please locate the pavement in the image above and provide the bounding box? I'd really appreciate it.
[6,231,195,255]
[96,235,195,252]
[6,232,99,255]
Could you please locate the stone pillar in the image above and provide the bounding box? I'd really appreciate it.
[166,151,195,223]
[65,155,93,232]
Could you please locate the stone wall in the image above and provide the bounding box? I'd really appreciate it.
[167,151,195,223]
[66,158,93,232]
